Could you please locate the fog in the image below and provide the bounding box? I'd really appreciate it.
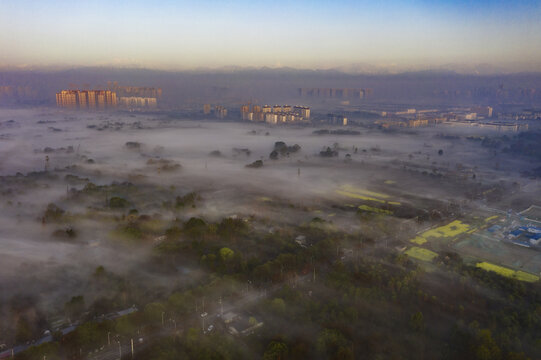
[1,107,540,355]
[2,68,541,108]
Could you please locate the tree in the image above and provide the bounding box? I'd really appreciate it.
[410,311,425,332]
[473,329,501,360]
[144,302,165,324]
[64,295,85,320]
[219,247,234,262]
[168,291,194,316]
[270,298,286,315]
[109,196,128,208]
[43,203,64,222]
[183,217,208,238]
[15,317,33,343]
[316,329,353,359]
[217,218,248,239]
[263,341,288,360]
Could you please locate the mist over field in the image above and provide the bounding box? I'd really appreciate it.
[1,106,541,359]
[3,0,541,358]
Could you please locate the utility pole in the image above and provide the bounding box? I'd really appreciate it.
[311,256,316,282]
[131,338,134,359]
[161,312,165,327]
[219,296,223,317]
[201,312,208,332]
[108,331,111,345]
[117,341,122,359]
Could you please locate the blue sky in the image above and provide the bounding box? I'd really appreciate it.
[1,0,540,71]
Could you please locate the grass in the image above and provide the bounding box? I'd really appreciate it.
[336,185,401,205]
[410,220,471,245]
[358,205,392,215]
[476,262,539,282]
[405,247,439,262]
[336,190,386,203]
[340,185,389,199]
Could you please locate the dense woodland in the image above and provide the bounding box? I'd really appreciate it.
[7,199,541,360]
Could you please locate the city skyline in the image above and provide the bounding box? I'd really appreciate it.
[1,0,541,73]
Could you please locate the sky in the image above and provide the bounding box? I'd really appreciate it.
[1,0,541,72]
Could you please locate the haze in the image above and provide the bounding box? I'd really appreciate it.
[1,0,541,72]
[2,1,541,359]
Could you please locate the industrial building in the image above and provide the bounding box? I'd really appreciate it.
[507,225,541,248]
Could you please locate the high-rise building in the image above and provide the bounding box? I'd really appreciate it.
[56,90,77,108]
[56,90,117,109]
[265,113,278,124]
[215,106,228,119]
[203,104,211,115]
[118,96,157,108]
[294,106,310,119]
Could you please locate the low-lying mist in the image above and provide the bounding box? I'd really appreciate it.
[1,108,539,349]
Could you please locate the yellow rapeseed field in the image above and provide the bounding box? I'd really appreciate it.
[405,247,439,262]
[410,220,470,245]
[476,262,539,282]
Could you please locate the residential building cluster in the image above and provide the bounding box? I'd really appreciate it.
[375,117,447,129]
[215,105,228,119]
[327,114,348,126]
[471,106,493,118]
[0,85,35,99]
[106,83,161,108]
[201,104,228,118]
[107,82,162,98]
[444,121,528,132]
[55,90,117,109]
[118,97,157,108]
[373,105,529,132]
[298,87,372,99]
[240,104,310,124]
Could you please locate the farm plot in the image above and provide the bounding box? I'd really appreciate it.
[410,220,471,245]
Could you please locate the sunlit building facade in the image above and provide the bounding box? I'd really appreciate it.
[56,90,117,109]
